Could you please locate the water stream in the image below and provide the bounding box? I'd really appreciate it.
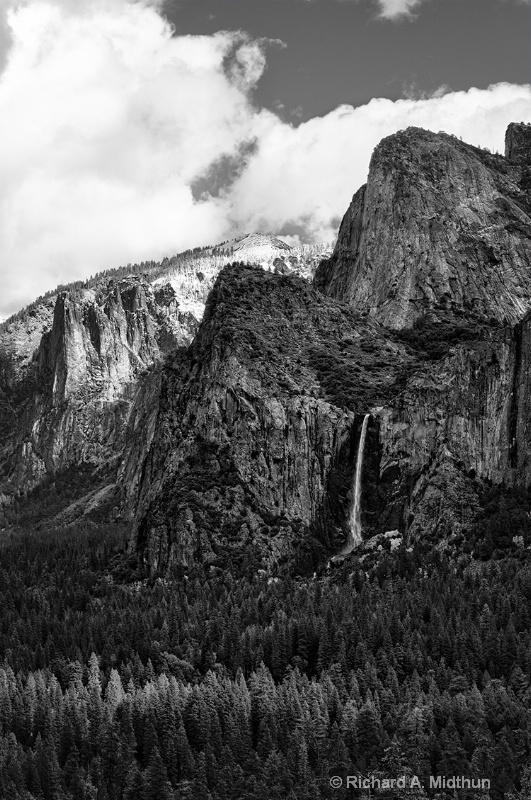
[331,413,370,562]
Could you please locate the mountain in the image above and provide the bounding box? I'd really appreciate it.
[315,122,531,329]
[3,124,531,800]
[3,123,531,573]
[0,277,194,523]
[131,122,531,574]
[131,263,418,573]
[0,235,331,526]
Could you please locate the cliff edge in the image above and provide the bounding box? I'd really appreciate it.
[315,125,531,329]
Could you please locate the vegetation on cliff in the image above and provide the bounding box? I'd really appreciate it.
[193,263,415,412]
[394,311,501,362]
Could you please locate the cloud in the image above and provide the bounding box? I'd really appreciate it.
[375,0,423,19]
[373,0,530,20]
[226,81,531,244]
[329,0,531,21]
[0,0,273,315]
[0,0,530,318]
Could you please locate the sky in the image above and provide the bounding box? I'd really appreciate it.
[0,0,530,319]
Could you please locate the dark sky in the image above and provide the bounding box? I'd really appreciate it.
[164,0,531,122]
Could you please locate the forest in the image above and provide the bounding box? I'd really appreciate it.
[1,522,531,799]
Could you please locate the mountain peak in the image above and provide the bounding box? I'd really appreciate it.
[233,232,292,250]
[315,123,531,329]
[505,121,531,164]
[228,233,293,262]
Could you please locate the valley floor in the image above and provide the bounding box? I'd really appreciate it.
[0,523,530,799]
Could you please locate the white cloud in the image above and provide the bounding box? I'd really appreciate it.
[373,0,530,20]
[226,82,531,244]
[0,0,272,315]
[0,0,530,317]
[375,0,423,19]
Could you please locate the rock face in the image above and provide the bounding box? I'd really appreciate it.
[371,320,527,542]
[131,265,417,573]
[0,235,330,525]
[315,127,531,329]
[310,123,531,546]
[4,124,531,571]
[131,269,531,570]
[132,123,531,571]
[0,276,197,521]
[506,122,531,165]
[231,233,292,262]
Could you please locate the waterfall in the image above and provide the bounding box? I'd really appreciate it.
[348,413,370,549]
[331,413,370,562]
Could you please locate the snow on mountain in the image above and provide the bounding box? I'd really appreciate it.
[152,233,332,323]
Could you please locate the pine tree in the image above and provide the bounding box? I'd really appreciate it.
[87,653,103,758]
[438,718,469,775]
[143,745,174,800]
[63,744,86,800]
[35,732,63,800]
[104,669,125,715]
[261,749,290,800]
[356,699,383,768]
[123,761,144,800]
[175,721,195,781]
[491,729,517,797]
[192,751,212,800]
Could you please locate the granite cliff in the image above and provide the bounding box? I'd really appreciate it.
[0,236,329,525]
[315,122,531,329]
[3,123,531,572]
[0,276,195,522]
[131,264,417,573]
[132,123,531,572]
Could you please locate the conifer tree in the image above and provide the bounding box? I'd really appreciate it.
[143,745,174,800]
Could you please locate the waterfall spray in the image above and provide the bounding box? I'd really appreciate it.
[331,413,370,562]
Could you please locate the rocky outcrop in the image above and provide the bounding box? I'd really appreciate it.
[131,264,418,573]
[4,123,531,570]
[0,276,197,520]
[133,124,531,571]
[371,322,518,541]
[0,235,330,525]
[132,270,531,568]
[505,122,531,165]
[310,123,531,543]
[315,127,531,329]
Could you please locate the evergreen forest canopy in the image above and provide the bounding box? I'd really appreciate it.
[1,523,531,799]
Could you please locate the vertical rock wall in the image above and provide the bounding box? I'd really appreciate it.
[1,277,198,517]
[315,127,531,329]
